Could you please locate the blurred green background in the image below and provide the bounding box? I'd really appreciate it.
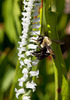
[0,0,70,100]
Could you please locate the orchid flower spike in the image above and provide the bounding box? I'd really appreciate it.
[15,0,42,99]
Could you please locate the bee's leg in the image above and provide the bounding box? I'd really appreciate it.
[31,39,38,44]
[32,51,41,57]
[38,45,43,50]
[32,39,43,50]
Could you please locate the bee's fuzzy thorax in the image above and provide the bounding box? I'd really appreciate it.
[41,36,52,47]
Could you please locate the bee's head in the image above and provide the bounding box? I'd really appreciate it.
[37,35,44,44]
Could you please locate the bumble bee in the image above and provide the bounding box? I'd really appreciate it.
[32,35,64,60]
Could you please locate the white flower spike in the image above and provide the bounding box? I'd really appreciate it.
[15,0,42,99]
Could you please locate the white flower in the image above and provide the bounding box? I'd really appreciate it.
[24,7,31,13]
[26,81,37,92]
[18,41,27,46]
[22,68,28,78]
[22,22,29,28]
[19,60,25,68]
[32,59,39,66]
[15,88,25,99]
[22,12,30,18]
[30,36,38,43]
[18,77,26,82]
[18,77,26,87]
[31,30,40,35]
[17,47,26,52]
[28,44,38,50]
[19,81,23,87]
[22,96,31,100]
[22,18,30,23]
[18,53,25,60]
[22,68,28,74]
[30,39,37,43]
[29,70,39,78]
[20,33,28,38]
[26,50,33,56]
[24,59,32,68]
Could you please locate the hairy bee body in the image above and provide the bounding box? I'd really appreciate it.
[41,36,52,47]
[32,35,55,60]
[32,47,50,60]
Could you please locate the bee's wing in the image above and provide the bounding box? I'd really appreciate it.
[51,39,64,45]
[47,46,56,59]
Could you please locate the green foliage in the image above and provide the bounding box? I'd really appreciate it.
[2,0,21,43]
[0,0,21,100]
[0,28,4,43]
[46,11,69,100]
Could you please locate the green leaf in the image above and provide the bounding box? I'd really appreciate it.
[0,91,3,100]
[1,66,15,92]
[3,0,18,43]
[0,28,4,43]
[45,0,54,10]
[9,60,23,100]
[13,0,21,36]
[55,0,65,15]
[45,11,69,100]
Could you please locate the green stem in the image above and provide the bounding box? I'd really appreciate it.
[46,11,69,100]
